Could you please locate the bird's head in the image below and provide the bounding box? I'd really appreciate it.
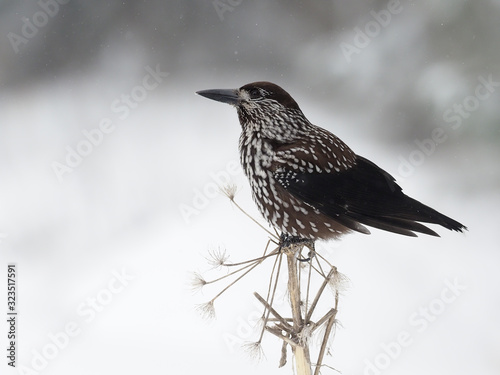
[196,81,300,111]
[196,82,306,139]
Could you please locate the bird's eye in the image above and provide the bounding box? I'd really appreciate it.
[248,88,261,99]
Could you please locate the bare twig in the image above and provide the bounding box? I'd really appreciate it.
[223,248,279,267]
[305,267,337,323]
[225,192,279,242]
[255,252,284,343]
[254,292,292,331]
[198,255,268,315]
[314,293,339,375]
[311,308,337,334]
[265,326,297,347]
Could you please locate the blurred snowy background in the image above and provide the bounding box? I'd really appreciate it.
[0,1,499,374]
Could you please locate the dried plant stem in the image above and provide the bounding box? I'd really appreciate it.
[314,292,339,375]
[203,258,261,286]
[255,251,284,343]
[304,260,312,320]
[229,197,279,241]
[265,326,297,347]
[285,244,312,375]
[305,267,337,323]
[198,191,345,372]
[202,243,279,303]
[254,292,292,331]
[210,254,268,303]
[314,314,337,375]
[311,308,337,334]
[314,250,335,269]
[224,249,279,267]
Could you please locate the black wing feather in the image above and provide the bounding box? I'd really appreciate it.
[275,156,466,237]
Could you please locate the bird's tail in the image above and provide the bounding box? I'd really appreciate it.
[345,195,467,237]
[399,196,467,234]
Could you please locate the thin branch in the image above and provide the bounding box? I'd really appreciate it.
[265,326,297,347]
[223,249,279,267]
[256,251,285,342]
[304,260,313,320]
[208,254,267,304]
[198,245,279,294]
[226,194,279,242]
[254,292,292,331]
[314,250,335,269]
[312,253,327,278]
[199,259,258,286]
[267,318,294,322]
[314,314,337,375]
[305,267,337,323]
[286,246,304,327]
[311,308,337,334]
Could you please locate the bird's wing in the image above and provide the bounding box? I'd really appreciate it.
[272,152,454,237]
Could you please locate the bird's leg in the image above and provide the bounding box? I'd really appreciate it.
[279,234,315,262]
[298,241,316,263]
[279,233,306,249]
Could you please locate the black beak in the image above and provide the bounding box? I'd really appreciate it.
[196,88,239,105]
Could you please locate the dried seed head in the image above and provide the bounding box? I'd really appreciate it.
[196,300,216,320]
[191,272,207,293]
[220,183,239,201]
[243,341,266,362]
[206,247,230,269]
[328,268,350,293]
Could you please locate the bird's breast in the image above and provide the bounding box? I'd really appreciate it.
[239,133,346,240]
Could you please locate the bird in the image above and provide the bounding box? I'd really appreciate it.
[196,81,466,246]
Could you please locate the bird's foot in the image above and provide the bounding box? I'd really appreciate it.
[279,234,315,262]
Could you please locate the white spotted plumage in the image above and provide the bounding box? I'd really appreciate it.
[198,81,466,239]
[237,88,354,240]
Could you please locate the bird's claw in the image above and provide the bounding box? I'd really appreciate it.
[279,234,315,262]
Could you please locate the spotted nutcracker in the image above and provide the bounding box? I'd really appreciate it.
[196,82,466,244]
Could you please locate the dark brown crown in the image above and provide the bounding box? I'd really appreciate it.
[239,81,301,111]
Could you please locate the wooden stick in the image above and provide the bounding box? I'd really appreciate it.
[314,314,337,375]
[285,244,312,375]
[254,292,292,331]
[305,267,336,323]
